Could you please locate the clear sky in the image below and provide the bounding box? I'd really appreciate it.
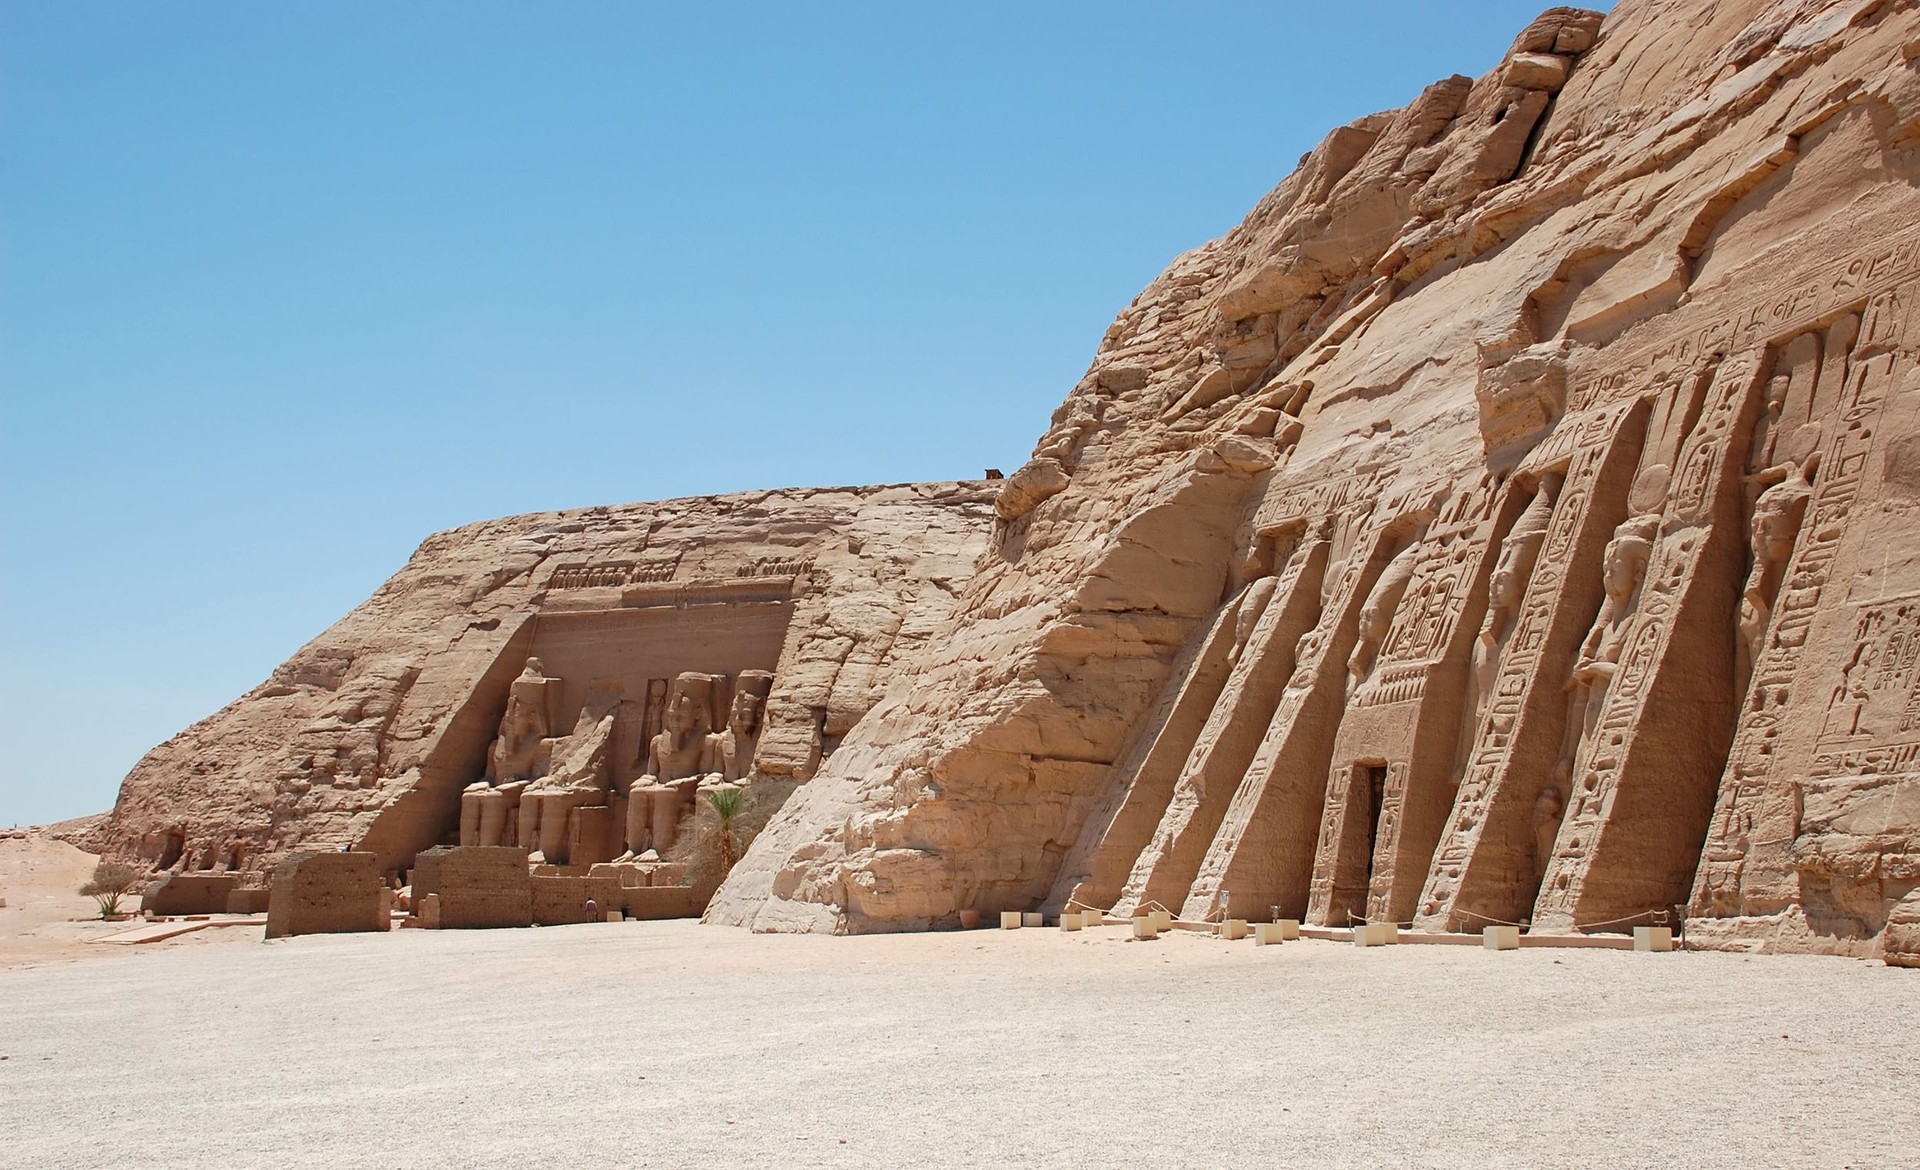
[0,1,1612,825]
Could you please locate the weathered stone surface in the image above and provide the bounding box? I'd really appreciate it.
[709,0,1920,957]
[265,851,385,938]
[73,0,1920,959]
[80,485,996,883]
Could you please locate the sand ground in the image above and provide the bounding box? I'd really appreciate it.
[2,837,1915,1169]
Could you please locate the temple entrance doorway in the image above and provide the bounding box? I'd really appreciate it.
[1360,762,1389,894]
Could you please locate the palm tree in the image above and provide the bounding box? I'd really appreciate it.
[705,786,746,874]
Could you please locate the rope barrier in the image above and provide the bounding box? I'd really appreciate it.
[1455,908,1531,928]
[1570,908,1664,932]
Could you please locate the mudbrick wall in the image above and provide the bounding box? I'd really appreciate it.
[82,0,1920,958]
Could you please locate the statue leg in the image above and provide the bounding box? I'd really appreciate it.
[518,798,543,859]
[652,787,688,855]
[477,792,507,847]
[459,788,484,846]
[625,790,653,856]
[537,793,572,865]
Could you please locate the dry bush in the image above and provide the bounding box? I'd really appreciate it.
[78,860,145,917]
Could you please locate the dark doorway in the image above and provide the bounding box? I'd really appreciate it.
[1361,763,1389,888]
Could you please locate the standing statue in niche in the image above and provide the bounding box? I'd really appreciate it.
[1530,783,1565,890]
[1470,476,1562,730]
[1736,461,1815,692]
[1560,513,1658,785]
[622,674,716,858]
[1347,537,1424,694]
[1746,373,1793,484]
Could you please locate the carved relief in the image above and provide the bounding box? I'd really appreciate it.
[1693,286,1915,922]
[1416,397,1647,931]
[548,556,681,590]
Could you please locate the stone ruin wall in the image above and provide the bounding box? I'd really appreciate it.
[709,0,1920,958]
[74,0,1920,960]
[80,483,998,882]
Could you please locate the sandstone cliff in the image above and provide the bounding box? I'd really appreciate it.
[89,0,1920,960]
[709,0,1920,959]
[82,484,997,878]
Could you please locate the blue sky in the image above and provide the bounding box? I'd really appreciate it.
[0,1,1611,825]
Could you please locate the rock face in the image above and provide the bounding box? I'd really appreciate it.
[84,0,1920,960]
[708,0,1920,960]
[81,485,997,880]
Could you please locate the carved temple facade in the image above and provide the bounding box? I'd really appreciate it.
[81,1,1920,959]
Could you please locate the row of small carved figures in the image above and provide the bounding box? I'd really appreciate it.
[548,556,814,591]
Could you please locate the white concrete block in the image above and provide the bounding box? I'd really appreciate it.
[1149,910,1173,931]
[1000,911,1022,930]
[1353,922,1398,947]
[1253,922,1287,946]
[1220,919,1249,940]
[1132,917,1159,940]
[1483,925,1521,950]
[1060,913,1082,932]
[1271,918,1300,940]
[1082,909,1105,928]
[1634,926,1674,952]
[1022,911,1044,928]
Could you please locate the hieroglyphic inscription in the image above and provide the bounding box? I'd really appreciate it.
[1535,355,1764,925]
[1568,239,1920,414]
[1421,401,1638,900]
[1810,595,1920,778]
[1693,287,1915,912]
[1372,481,1499,672]
[746,556,815,579]
[548,556,681,590]
[1255,464,1393,531]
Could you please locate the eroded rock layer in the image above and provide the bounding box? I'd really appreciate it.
[85,0,1920,959]
[710,0,1920,957]
[81,485,997,879]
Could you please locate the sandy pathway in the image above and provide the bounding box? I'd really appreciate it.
[2,916,1914,1169]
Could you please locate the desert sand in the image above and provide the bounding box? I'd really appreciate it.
[2,835,1913,1169]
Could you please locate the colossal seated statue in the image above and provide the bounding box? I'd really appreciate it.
[458,659,560,849]
[488,658,555,782]
[704,684,767,784]
[519,686,622,865]
[622,673,718,858]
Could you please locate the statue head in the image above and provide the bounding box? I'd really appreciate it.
[665,692,701,738]
[1601,515,1658,600]
[523,657,545,677]
[729,691,763,739]
[1535,785,1564,819]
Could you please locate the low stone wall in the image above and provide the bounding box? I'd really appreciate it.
[265,852,386,938]
[411,846,532,929]
[141,873,237,916]
[627,885,710,920]
[225,887,271,915]
[530,874,622,925]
